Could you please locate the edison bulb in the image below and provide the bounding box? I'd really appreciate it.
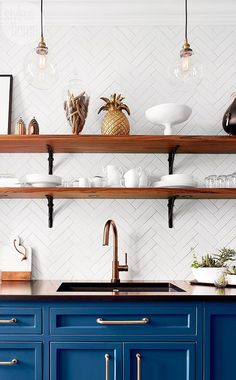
[24,48,57,90]
[172,50,203,85]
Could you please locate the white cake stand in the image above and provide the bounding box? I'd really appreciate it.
[145,103,192,135]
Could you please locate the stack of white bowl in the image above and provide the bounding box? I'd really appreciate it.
[25,174,62,187]
[0,174,21,187]
[153,174,196,188]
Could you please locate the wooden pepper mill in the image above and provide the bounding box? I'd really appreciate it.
[28,117,39,135]
[15,118,26,135]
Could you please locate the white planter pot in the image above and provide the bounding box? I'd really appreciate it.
[192,267,224,284]
[227,274,236,285]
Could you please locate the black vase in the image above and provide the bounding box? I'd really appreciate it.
[222,96,236,135]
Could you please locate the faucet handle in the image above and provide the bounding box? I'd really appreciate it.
[119,253,129,272]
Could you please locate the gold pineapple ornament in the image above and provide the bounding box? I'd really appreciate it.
[98,94,130,135]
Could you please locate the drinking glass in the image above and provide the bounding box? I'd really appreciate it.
[205,175,217,188]
[217,175,227,188]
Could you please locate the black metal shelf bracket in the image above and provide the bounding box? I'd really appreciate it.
[47,144,54,175]
[168,145,180,175]
[46,195,54,228]
[168,197,176,228]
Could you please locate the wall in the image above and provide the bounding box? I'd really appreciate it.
[0,0,235,280]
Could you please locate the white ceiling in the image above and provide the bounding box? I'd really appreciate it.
[0,0,236,25]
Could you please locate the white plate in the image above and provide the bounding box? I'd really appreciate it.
[25,174,62,186]
[161,174,194,183]
[153,181,197,188]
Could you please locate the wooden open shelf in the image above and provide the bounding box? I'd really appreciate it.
[0,135,236,154]
[1,187,236,199]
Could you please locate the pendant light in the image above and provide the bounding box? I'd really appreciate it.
[24,0,57,89]
[172,0,203,85]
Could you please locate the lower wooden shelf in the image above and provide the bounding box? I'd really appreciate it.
[0,187,235,199]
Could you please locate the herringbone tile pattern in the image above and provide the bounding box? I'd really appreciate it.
[0,25,235,280]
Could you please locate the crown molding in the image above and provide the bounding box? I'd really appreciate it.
[0,0,236,26]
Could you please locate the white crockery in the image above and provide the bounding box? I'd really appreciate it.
[139,169,149,188]
[72,178,90,188]
[103,165,123,187]
[90,176,104,187]
[124,168,141,188]
[25,174,62,187]
[145,103,192,135]
[161,174,194,183]
[227,274,236,286]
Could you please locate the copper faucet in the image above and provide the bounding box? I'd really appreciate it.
[103,219,128,283]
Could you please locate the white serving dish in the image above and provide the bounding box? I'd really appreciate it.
[192,267,223,284]
[227,274,236,286]
[152,180,197,188]
[25,174,62,187]
[145,103,192,135]
[161,174,194,183]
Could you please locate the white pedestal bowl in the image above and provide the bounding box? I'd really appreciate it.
[145,103,192,135]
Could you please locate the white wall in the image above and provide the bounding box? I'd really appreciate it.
[0,0,235,280]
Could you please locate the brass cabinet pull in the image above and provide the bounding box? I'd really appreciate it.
[0,359,18,365]
[136,353,141,380]
[105,354,109,380]
[0,318,16,324]
[96,318,149,325]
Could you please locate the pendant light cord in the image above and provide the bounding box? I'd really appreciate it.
[41,0,44,39]
[185,0,188,41]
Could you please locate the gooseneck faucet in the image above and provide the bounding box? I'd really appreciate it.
[103,219,128,283]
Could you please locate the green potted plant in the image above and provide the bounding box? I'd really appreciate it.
[191,248,236,284]
[227,266,236,285]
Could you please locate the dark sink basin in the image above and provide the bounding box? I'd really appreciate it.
[57,282,185,293]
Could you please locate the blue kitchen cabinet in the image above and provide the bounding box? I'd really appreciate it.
[50,342,122,380]
[205,303,236,380]
[124,342,195,380]
[0,342,42,380]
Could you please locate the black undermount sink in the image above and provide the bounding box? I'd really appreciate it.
[57,282,185,293]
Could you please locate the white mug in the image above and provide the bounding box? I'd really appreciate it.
[139,169,149,188]
[103,165,123,187]
[72,178,90,188]
[90,176,104,187]
[124,168,141,188]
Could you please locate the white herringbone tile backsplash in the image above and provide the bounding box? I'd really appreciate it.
[0,22,236,280]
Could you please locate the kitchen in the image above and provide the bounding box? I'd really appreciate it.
[0,0,235,379]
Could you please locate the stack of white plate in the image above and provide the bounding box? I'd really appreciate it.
[153,174,197,188]
[25,174,62,187]
[0,174,21,187]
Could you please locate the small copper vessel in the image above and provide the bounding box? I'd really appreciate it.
[15,118,26,135]
[28,117,39,135]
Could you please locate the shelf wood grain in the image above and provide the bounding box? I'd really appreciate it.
[0,187,236,199]
[0,135,236,153]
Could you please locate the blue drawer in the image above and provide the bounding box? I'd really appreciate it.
[50,304,197,336]
[0,342,42,380]
[0,308,42,334]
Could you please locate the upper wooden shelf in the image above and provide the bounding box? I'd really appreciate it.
[0,187,236,199]
[0,135,236,154]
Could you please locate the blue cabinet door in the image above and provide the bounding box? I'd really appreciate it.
[0,342,42,380]
[124,342,195,380]
[51,342,122,380]
[205,303,236,380]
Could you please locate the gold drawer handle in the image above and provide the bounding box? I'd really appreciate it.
[136,353,141,380]
[0,318,16,324]
[105,354,109,380]
[0,359,18,365]
[96,318,149,325]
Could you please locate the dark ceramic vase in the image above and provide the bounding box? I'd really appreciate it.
[222,96,236,135]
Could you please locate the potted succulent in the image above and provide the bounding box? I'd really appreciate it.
[191,248,236,284]
[227,266,236,285]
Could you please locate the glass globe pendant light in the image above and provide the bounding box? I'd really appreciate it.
[24,0,57,89]
[172,0,203,85]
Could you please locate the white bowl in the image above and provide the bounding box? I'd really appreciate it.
[161,174,194,183]
[145,103,192,135]
[25,174,62,187]
[192,268,223,284]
